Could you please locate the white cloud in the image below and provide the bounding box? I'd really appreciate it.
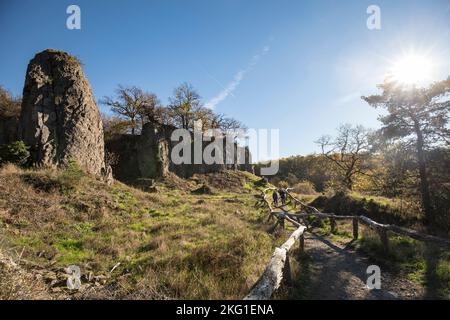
[204,46,270,109]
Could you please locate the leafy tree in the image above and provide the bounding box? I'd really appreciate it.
[138,92,167,126]
[363,77,450,226]
[376,142,418,198]
[0,85,21,119]
[168,83,204,130]
[101,113,134,141]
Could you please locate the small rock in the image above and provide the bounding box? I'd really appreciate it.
[102,165,114,185]
[49,279,59,287]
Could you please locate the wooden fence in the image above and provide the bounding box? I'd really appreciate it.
[244,187,450,300]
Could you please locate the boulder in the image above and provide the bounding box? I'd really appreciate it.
[19,49,105,175]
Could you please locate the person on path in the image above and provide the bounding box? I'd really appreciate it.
[279,188,287,205]
[272,190,279,206]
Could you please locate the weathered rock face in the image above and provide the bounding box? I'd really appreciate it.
[106,122,254,182]
[19,49,105,175]
[105,123,170,181]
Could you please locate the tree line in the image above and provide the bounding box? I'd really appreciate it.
[259,76,450,232]
[101,82,245,140]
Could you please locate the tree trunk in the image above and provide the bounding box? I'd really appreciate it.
[345,174,353,191]
[414,122,433,226]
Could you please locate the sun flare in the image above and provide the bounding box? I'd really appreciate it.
[389,53,433,86]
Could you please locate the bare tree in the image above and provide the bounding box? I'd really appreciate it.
[316,124,372,190]
[101,85,163,135]
[210,112,247,136]
[138,92,166,126]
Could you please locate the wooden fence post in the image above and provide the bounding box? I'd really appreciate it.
[282,255,292,287]
[378,228,389,253]
[353,218,359,239]
[330,218,337,234]
[299,234,305,253]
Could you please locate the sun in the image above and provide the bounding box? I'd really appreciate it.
[389,53,433,86]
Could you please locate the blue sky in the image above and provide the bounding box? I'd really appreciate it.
[1,0,449,157]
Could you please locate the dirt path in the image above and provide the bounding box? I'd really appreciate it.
[290,232,425,300]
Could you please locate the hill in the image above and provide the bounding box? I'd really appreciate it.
[0,164,273,299]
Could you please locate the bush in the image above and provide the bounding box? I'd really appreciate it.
[0,141,30,166]
[278,180,289,189]
[309,191,420,226]
[22,160,84,194]
[58,160,85,193]
[292,181,317,195]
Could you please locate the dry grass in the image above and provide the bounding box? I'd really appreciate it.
[0,247,52,300]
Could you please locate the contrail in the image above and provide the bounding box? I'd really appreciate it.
[204,45,270,109]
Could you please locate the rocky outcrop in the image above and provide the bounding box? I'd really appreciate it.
[139,123,170,178]
[105,123,171,182]
[19,49,105,175]
[106,122,254,181]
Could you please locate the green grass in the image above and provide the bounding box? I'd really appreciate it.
[357,228,450,299]
[54,238,93,265]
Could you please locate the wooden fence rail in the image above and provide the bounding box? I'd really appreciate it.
[244,225,306,300]
[271,211,450,249]
[244,187,450,300]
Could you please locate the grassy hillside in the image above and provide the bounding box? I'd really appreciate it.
[0,164,274,299]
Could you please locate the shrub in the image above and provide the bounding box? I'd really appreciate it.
[57,160,85,193]
[292,181,317,195]
[278,180,289,189]
[309,191,420,226]
[0,141,30,166]
[22,160,84,194]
